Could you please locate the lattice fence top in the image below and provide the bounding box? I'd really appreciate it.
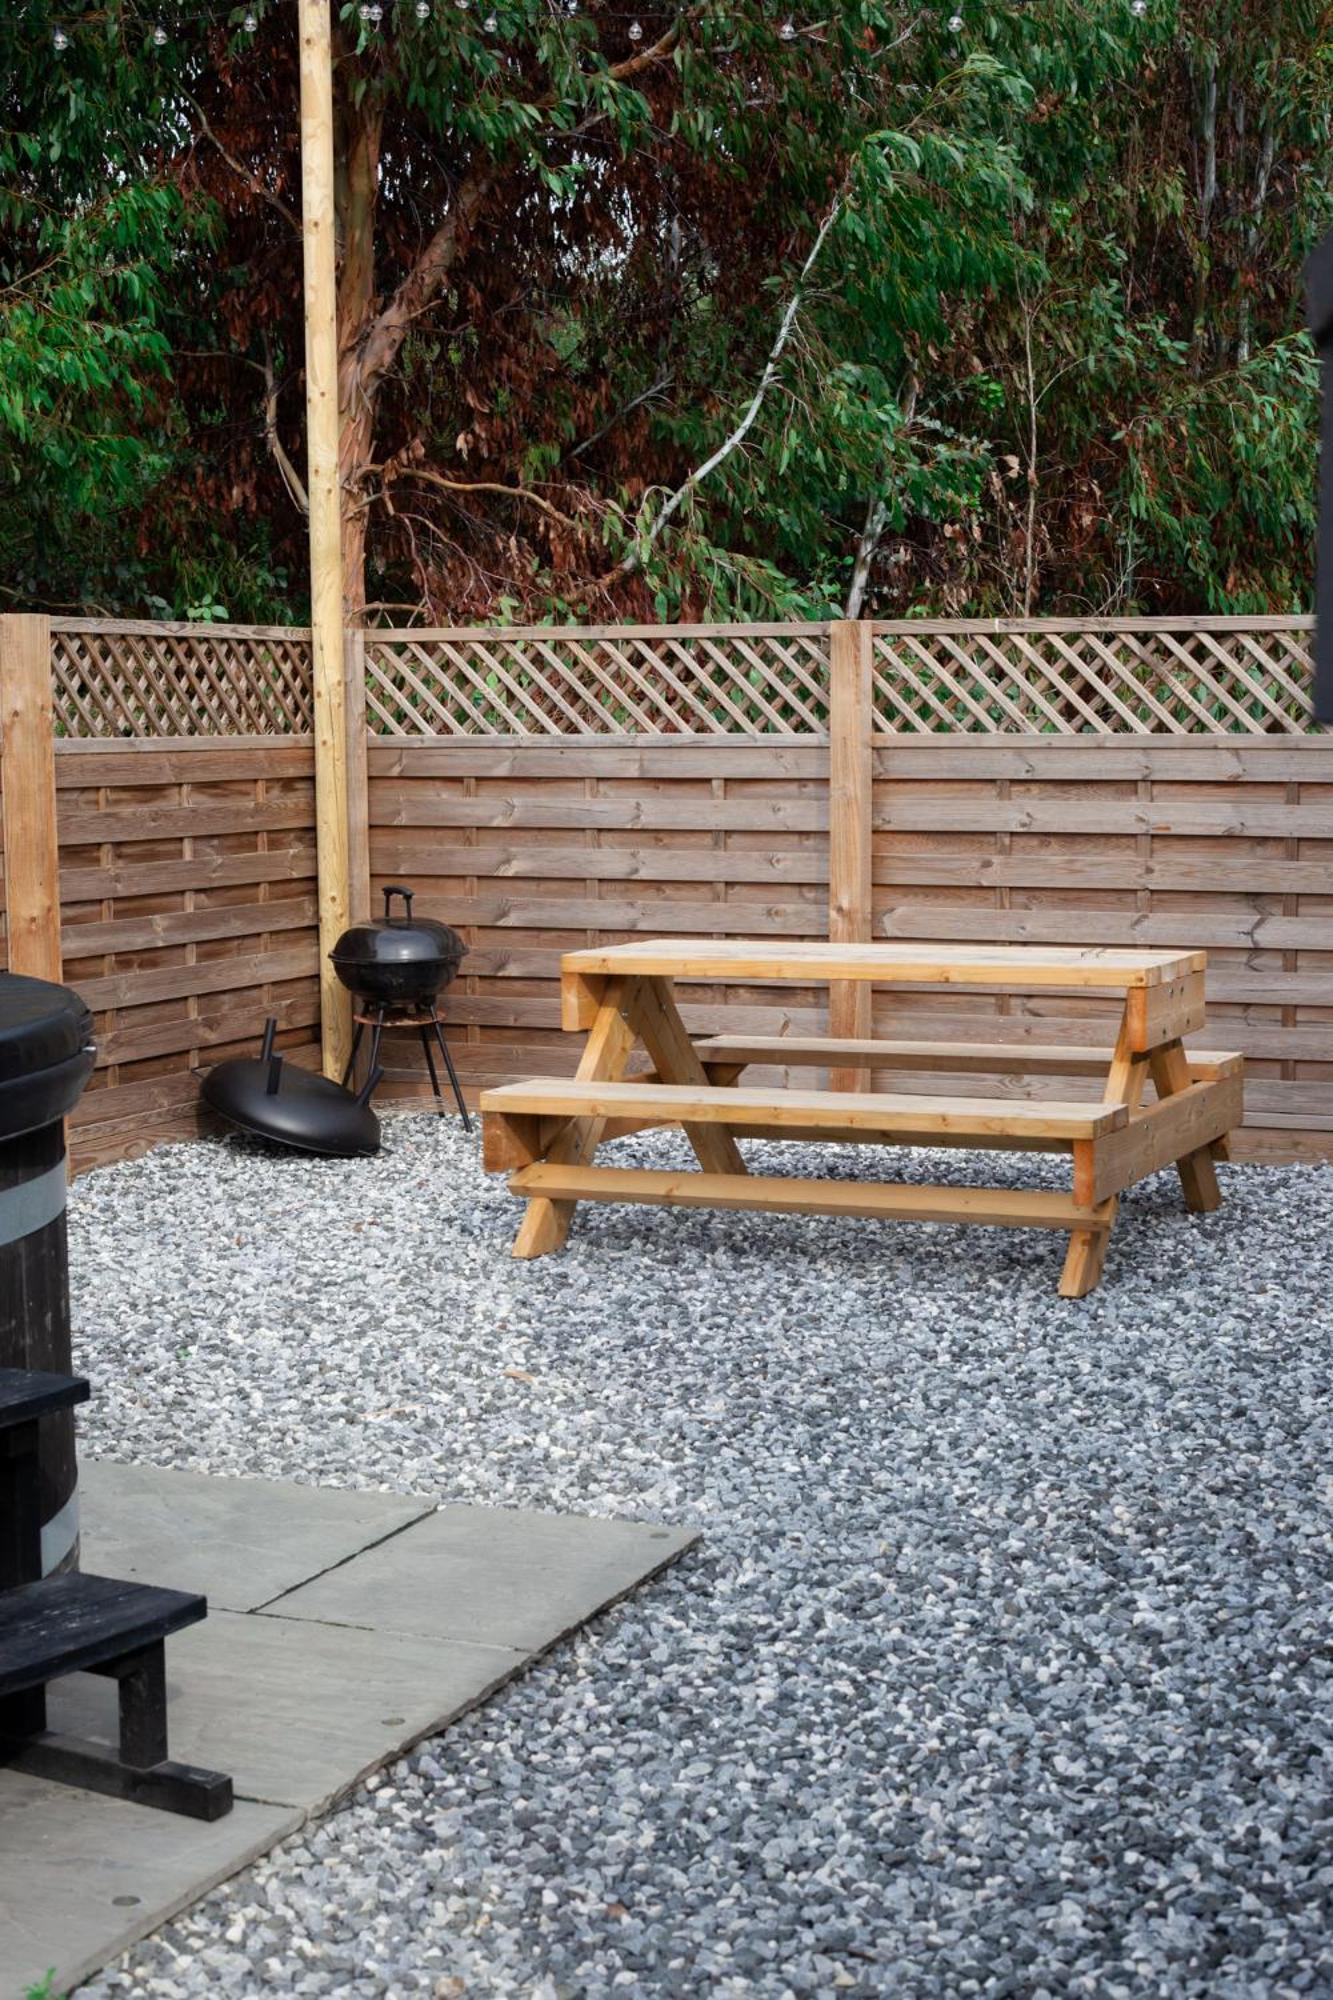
[870,618,1317,736]
[43,614,1319,739]
[363,625,831,736]
[50,620,312,737]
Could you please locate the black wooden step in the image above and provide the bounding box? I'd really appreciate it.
[0,1572,206,1697]
[0,1367,90,1430]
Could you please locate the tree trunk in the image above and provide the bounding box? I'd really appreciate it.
[335,94,382,623]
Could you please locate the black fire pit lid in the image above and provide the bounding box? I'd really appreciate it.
[202,1059,381,1158]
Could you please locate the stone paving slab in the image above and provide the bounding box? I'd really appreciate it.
[2,1469,699,1996]
[266,1503,699,1651]
[0,1772,300,1999]
[50,1607,528,1817]
[79,1459,433,1612]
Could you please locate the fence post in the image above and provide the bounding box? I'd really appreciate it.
[0,615,62,985]
[345,627,371,927]
[827,619,873,1090]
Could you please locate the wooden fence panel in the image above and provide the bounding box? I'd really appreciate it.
[870,735,1333,1162]
[367,737,832,1101]
[58,738,321,1171]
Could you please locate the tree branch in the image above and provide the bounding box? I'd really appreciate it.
[354,15,689,403]
[261,336,309,513]
[845,379,917,618]
[369,461,580,530]
[185,92,300,236]
[619,185,847,575]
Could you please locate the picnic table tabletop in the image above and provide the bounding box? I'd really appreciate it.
[559,939,1205,990]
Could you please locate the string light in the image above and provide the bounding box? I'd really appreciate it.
[415,0,430,16]
[1131,0,1147,12]
[779,17,795,38]
[242,9,258,30]
[948,11,964,27]
[628,18,643,39]
[484,11,499,28]
[455,0,470,11]
[53,23,69,49]
[152,22,168,43]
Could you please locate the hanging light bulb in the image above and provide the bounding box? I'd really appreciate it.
[948,10,964,27]
[242,9,258,30]
[483,10,498,27]
[152,22,168,44]
[455,0,470,10]
[53,23,70,49]
[1130,0,1147,12]
[415,0,430,16]
[628,18,643,39]
[779,17,796,38]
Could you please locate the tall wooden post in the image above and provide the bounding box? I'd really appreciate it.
[827,620,874,1090]
[298,0,352,1077]
[0,615,62,985]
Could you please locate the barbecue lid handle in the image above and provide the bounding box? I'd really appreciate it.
[383,884,414,925]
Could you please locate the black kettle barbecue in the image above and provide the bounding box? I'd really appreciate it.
[330,886,471,1128]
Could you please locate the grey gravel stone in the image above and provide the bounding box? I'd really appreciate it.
[70,1117,1333,1998]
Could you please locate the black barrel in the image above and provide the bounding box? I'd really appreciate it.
[0,974,95,1574]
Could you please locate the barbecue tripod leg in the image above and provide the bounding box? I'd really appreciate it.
[428,1015,472,1131]
[341,1019,365,1091]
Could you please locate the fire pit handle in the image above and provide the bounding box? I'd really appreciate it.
[383,884,414,926]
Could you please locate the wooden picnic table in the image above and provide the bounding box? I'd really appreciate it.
[478,941,1243,1297]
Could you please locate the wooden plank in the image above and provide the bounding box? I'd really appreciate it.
[56,798,315,845]
[61,895,318,958]
[480,1077,1128,1141]
[368,741,830,780]
[345,628,371,925]
[54,618,310,641]
[509,1162,1118,1235]
[874,903,1333,957]
[57,845,318,905]
[72,944,318,1013]
[0,615,62,982]
[827,620,874,1087]
[1079,1073,1244,1205]
[1124,973,1207,1051]
[871,740,1333,781]
[560,941,1203,989]
[371,839,830,886]
[693,1035,1243,1081]
[55,742,314,785]
[873,796,1333,838]
[298,0,351,1077]
[373,794,831,833]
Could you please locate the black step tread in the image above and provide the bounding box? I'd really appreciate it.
[0,1368,90,1430]
[0,1571,206,1697]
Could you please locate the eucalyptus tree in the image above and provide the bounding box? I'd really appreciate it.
[0,5,192,608]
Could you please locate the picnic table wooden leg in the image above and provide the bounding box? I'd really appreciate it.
[625,975,748,1177]
[1060,1007,1149,1300]
[1149,1038,1224,1213]
[512,976,638,1260]
[1059,1208,1115,1299]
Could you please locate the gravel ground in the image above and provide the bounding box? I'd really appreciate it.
[67,1117,1333,2000]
